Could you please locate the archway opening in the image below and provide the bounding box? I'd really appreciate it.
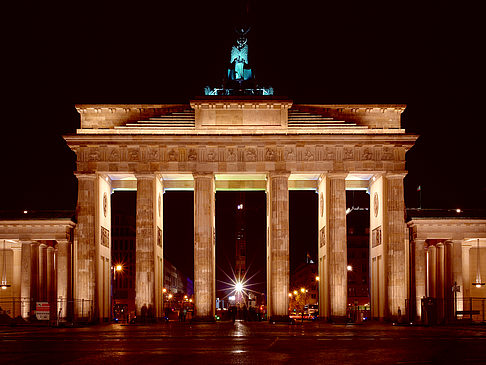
[345,190,370,321]
[289,190,318,321]
[215,191,267,321]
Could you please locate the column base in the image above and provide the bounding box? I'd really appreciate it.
[269,315,291,324]
[191,315,216,323]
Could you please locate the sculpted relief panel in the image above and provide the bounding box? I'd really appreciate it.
[73,143,406,174]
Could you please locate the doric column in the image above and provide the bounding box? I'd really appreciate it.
[30,242,39,306]
[384,173,407,319]
[38,243,47,301]
[437,243,445,322]
[135,174,156,317]
[20,241,32,319]
[451,240,464,311]
[46,246,56,319]
[74,173,96,319]
[266,171,290,321]
[461,243,471,299]
[193,173,216,321]
[413,239,427,320]
[427,244,437,298]
[444,241,453,321]
[56,240,71,320]
[328,173,347,320]
[11,243,21,319]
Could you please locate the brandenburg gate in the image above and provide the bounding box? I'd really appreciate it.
[64,100,417,322]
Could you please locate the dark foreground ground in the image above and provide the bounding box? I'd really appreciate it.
[1,321,485,364]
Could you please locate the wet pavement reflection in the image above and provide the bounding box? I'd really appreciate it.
[1,321,486,364]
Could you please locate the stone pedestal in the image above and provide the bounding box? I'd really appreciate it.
[74,174,96,320]
[328,174,347,320]
[193,173,216,321]
[266,172,290,321]
[135,175,156,318]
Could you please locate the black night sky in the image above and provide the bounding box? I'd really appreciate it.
[1,2,484,281]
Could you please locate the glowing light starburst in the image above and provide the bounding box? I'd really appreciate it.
[217,260,263,304]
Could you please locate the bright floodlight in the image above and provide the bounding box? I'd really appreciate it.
[115,264,123,271]
[347,265,353,271]
[235,282,243,292]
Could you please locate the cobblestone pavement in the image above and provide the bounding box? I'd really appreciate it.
[1,321,486,364]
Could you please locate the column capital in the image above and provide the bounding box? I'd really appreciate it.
[192,172,215,179]
[385,172,408,180]
[135,173,155,180]
[326,172,348,179]
[267,170,290,179]
[74,172,96,180]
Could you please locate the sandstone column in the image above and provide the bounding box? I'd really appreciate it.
[74,173,96,320]
[437,243,445,322]
[38,243,47,301]
[30,242,39,307]
[413,239,427,320]
[46,245,56,320]
[193,173,216,321]
[384,173,407,319]
[328,173,347,320]
[20,241,32,319]
[11,243,21,318]
[57,240,71,320]
[444,241,453,321]
[461,242,471,299]
[266,171,290,321]
[427,244,437,298]
[135,175,156,317]
[451,240,464,312]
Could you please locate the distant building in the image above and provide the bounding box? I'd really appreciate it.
[111,204,193,318]
[347,230,370,306]
[164,259,193,297]
[112,210,136,315]
[291,262,318,306]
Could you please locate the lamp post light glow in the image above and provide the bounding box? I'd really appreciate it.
[347,265,353,272]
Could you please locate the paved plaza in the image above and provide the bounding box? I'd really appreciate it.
[1,321,486,364]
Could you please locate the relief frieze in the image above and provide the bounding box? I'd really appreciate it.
[361,147,373,160]
[303,147,315,161]
[167,148,178,161]
[108,148,120,161]
[146,147,159,161]
[265,147,277,161]
[188,148,198,161]
[88,149,100,161]
[127,149,139,161]
[245,147,257,161]
[225,148,237,162]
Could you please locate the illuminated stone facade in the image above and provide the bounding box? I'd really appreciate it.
[408,218,486,323]
[65,99,416,321]
[0,219,75,321]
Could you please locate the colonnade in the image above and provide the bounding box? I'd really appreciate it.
[75,171,408,322]
[0,239,70,320]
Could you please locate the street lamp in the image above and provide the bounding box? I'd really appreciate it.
[347,265,353,272]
